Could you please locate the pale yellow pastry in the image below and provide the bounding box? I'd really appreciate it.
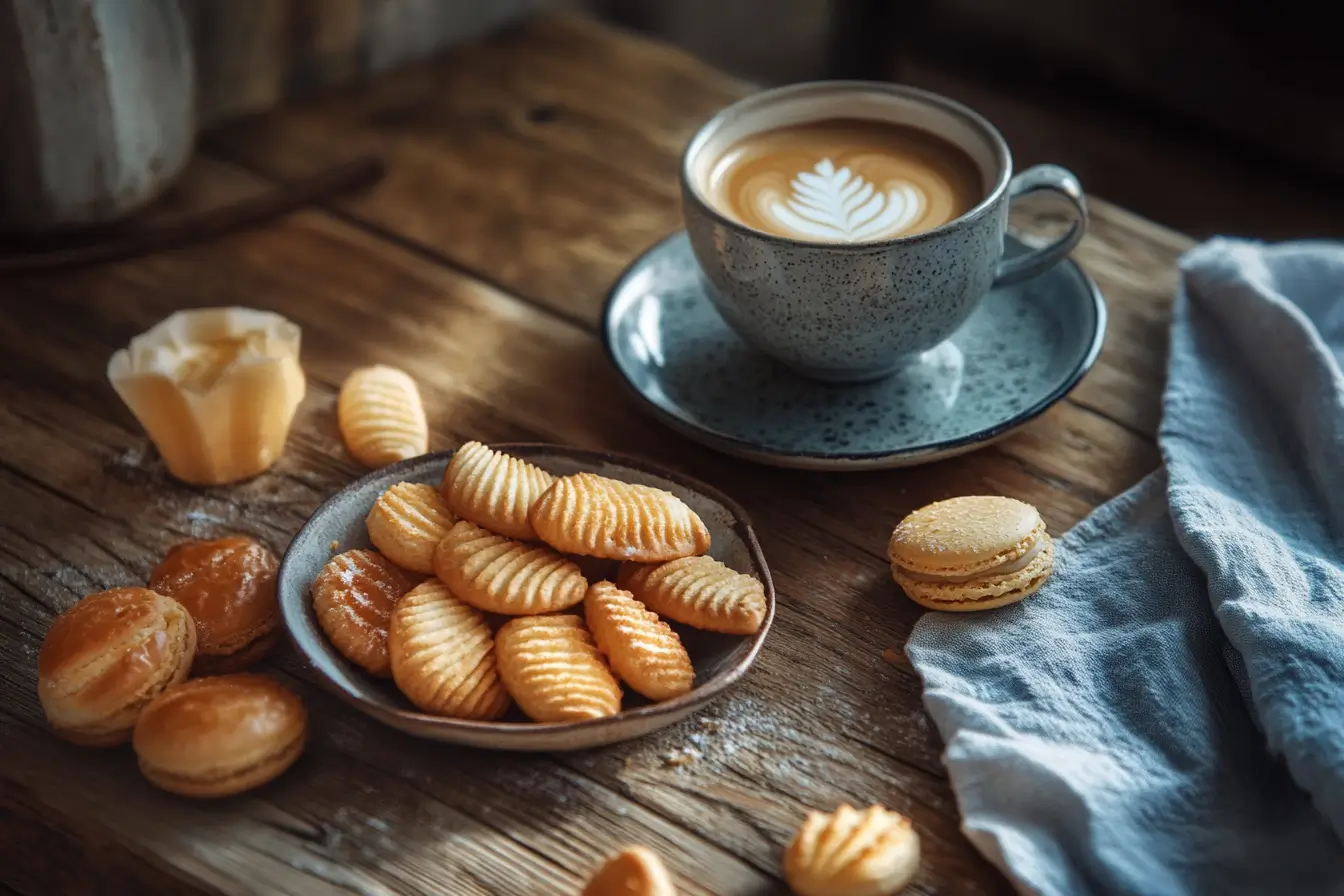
[582,846,677,896]
[441,441,554,541]
[107,307,305,485]
[365,482,457,574]
[133,674,307,798]
[585,582,694,702]
[338,365,428,468]
[494,615,621,722]
[388,580,511,719]
[529,473,711,562]
[618,556,767,635]
[433,520,587,615]
[148,535,280,675]
[888,495,1054,611]
[783,804,921,896]
[311,549,419,677]
[38,587,196,747]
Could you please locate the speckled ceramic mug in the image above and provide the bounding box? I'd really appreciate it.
[682,81,1088,383]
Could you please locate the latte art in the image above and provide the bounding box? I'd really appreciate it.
[706,119,982,243]
[770,158,926,242]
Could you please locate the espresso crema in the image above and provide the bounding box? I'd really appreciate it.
[706,118,983,243]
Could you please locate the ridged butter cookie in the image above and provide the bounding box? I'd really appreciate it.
[530,473,710,562]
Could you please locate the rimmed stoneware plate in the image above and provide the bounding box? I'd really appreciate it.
[603,232,1107,471]
[277,443,774,752]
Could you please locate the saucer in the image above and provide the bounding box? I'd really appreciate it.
[602,232,1106,470]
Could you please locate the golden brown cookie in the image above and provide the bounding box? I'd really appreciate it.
[617,556,767,635]
[133,674,307,798]
[432,520,587,616]
[494,615,622,722]
[582,846,677,896]
[311,549,418,677]
[529,473,711,562]
[365,481,457,574]
[783,804,921,896]
[441,441,555,541]
[585,582,694,702]
[888,496,1053,612]
[38,587,196,747]
[148,535,280,675]
[388,580,511,719]
[338,364,428,468]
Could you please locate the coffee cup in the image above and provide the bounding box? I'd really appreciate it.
[681,80,1088,383]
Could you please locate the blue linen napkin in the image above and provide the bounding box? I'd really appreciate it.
[905,239,1344,894]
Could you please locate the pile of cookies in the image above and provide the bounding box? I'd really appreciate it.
[310,441,768,722]
[36,536,307,798]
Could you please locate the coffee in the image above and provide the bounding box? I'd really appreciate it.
[705,118,982,243]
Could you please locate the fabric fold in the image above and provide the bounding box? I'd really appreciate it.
[907,239,1344,894]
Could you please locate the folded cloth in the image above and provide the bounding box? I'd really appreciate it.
[906,239,1344,894]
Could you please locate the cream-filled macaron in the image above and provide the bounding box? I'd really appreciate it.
[888,496,1053,611]
[38,587,197,746]
[133,674,307,798]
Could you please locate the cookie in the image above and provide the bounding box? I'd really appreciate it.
[529,473,711,562]
[38,588,196,747]
[783,804,920,896]
[338,365,428,468]
[432,520,587,616]
[585,582,693,702]
[311,549,418,676]
[148,535,281,675]
[494,615,621,722]
[888,496,1053,611]
[388,580,511,719]
[441,441,554,541]
[582,846,677,896]
[133,674,306,798]
[366,481,457,574]
[617,556,766,635]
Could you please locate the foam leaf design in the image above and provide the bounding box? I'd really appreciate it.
[772,158,924,241]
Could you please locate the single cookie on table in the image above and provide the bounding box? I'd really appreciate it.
[133,674,307,798]
[338,364,428,468]
[38,587,197,747]
[582,846,677,896]
[433,520,587,616]
[311,549,419,677]
[585,582,694,702]
[887,495,1053,612]
[366,481,457,574]
[494,615,622,723]
[783,804,920,896]
[148,535,280,675]
[617,556,766,635]
[388,580,511,719]
[529,472,711,562]
[441,441,554,541]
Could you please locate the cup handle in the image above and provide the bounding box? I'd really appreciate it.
[992,164,1089,287]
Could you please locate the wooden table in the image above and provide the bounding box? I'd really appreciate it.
[0,14,1195,896]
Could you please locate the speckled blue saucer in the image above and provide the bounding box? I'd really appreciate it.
[603,232,1106,470]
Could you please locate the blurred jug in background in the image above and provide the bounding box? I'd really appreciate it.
[0,0,195,233]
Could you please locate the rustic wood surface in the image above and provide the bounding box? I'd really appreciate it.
[0,13,1195,896]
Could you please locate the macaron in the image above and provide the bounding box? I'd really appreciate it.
[148,536,281,675]
[888,496,1053,611]
[133,674,307,798]
[38,587,197,747]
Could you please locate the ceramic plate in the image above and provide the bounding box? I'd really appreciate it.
[277,444,774,752]
[603,232,1106,470]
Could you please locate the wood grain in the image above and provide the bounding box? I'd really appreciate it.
[1,12,1191,896]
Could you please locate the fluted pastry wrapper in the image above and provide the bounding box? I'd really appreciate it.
[108,308,305,485]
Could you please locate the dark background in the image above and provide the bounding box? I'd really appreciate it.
[586,0,1344,240]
